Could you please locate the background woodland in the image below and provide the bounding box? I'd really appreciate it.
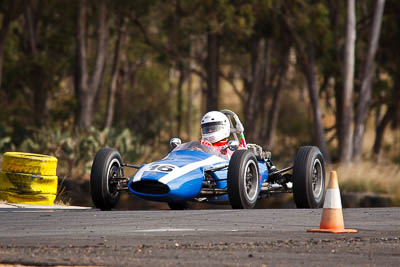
[0,1,399,194]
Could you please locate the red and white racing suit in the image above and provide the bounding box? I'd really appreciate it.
[201,138,244,158]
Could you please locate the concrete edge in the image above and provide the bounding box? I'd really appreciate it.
[0,202,91,209]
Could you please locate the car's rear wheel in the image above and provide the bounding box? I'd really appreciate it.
[90,148,122,210]
[293,146,326,208]
[227,150,260,209]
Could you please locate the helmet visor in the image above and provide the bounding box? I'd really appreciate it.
[201,122,224,135]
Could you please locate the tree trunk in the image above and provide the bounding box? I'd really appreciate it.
[24,0,49,127]
[168,67,176,137]
[24,0,37,55]
[338,0,356,163]
[0,0,16,89]
[186,43,195,139]
[257,39,272,142]
[205,31,219,112]
[76,0,90,128]
[302,46,331,163]
[328,0,345,158]
[244,38,266,142]
[372,76,400,161]
[372,108,391,162]
[176,63,185,137]
[76,0,108,129]
[104,19,126,129]
[282,11,330,162]
[265,48,290,150]
[353,0,386,161]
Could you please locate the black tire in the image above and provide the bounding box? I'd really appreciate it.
[293,146,326,208]
[168,202,190,210]
[227,150,260,209]
[90,148,122,210]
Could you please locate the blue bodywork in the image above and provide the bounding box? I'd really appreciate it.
[128,141,269,204]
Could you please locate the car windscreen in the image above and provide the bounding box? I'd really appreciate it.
[172,141,229,160]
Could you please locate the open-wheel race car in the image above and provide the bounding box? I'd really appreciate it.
[90,110,326,210]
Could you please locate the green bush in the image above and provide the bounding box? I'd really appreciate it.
[2,127,144,179]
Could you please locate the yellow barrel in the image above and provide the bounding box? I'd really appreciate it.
[0,190,56,206]
[0,171,58,194]
[2,152,57,176]
[0,152,58,205]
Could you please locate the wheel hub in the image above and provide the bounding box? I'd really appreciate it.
[107,160,121,197]
[311,159,323,198]
[244,160,258,202]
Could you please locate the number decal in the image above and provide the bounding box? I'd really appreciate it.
[149,165,160,171]
[149,164,176,173]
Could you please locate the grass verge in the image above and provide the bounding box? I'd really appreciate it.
[329,162,400,206]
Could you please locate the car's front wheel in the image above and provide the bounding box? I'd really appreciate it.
[90,148,122,210]
[227,150,260,209]
[293,146,326,208]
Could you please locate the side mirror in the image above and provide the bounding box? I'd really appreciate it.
[228,140,239,151]
[170,138,182,149]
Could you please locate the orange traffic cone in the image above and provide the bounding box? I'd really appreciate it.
[308,171,357,234]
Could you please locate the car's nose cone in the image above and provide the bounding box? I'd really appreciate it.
[129,180,170,195]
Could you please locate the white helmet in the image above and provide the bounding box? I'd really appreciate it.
[201,111,230,143]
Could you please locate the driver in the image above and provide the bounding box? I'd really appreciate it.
[200,111,241,156]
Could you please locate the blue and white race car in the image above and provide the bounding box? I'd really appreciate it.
[90,110,326,210]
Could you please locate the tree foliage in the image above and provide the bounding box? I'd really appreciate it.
[0,0,399,178]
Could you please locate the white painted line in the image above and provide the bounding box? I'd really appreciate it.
[0,203,91,210]
[130,228,239,233]
[132,228,198,233]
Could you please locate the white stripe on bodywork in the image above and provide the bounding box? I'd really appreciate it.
[323,188,342,209]
[159,155,227,184]
[132,164,149,182]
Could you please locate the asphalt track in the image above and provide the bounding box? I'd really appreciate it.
[0,207,399,266]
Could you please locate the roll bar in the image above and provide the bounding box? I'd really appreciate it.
[219,109,246,147]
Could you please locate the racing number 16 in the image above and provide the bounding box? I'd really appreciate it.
[149,164,176,172]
